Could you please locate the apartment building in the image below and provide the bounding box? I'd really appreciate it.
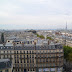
[0,42,63,72]
[0,59,12,72]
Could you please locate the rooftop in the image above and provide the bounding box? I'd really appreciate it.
[0,59,12,70]
[0,43,63,50]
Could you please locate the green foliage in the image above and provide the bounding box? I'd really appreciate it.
[68,53,72,61]
[63,46,72,61]
[46,36,53,40]
[36,34,40,37]
[36,33,45,39]
[1,33,4,43]
[39,35,45,39]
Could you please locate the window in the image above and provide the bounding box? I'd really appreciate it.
[17,55,19,58]
[30,59,31,63]
[24,55,25,58]
[43,59,45,62]
[24,59,25,63]
[5,69,8,72]
[4,55,5,58]
[20,51,22,53]
[20,55,22,58]
[50,55,51,57]
[27,51,28,54]
[27,59,29,63]
[27,64,29,67]
[17,43,19,44]
[8,41,10,42]
[30,69,32,71]
[7,55,8,58]
[53,50,55,53]
[32,55,34,58]
[31,41,32,44]
[46,59,48,62]
[28,69,29,71]
[15,59,16,63]
[43,51,44,53]
[46,50,48,53]
[4,51,5,53]
[53,63,55,66]
[27,55,28,58]
[40,55,41,58]
[10,55,12,58]
[59,54,61,57]
[33,68,34,71]
[32,59,34,63]
[30,51,31,54]
[30,55,31,58]
[14,55,16,58]
[14,51,16,53]
[28,41,29,44]
[21,59,22,63]
[43,55,45,58]
[10,51,11,53]
[17,60,19,63]
[7,51,8,53]
[47,55,48,58]
[24,51,25,54]
[40,59,41,62]
[50,50,51,53]
[17,51,18,54]
[40,51,41,54]
[32,51,34,54]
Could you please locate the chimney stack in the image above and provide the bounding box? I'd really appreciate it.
[34,42,36,46]
[3,43,5,47]
[34,42,36,50]
[13,42,16,47]
[48,40,50,45]
[22,42,24,47]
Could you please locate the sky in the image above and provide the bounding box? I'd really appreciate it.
[0,0,72,29]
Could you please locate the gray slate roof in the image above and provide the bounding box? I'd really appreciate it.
[0,59,12,70]
[0,44,63,50]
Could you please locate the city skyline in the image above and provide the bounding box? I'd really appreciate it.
[0,0,72,29]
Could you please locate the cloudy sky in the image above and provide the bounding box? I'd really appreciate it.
[0,0,72,29]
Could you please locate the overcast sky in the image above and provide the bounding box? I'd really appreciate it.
[0,0,72,29]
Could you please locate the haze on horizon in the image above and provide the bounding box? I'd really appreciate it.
[0,0,72,29]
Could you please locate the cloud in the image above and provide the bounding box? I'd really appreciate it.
[0,0,72,29]
[0,12,8,17]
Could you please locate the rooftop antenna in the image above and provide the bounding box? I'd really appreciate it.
[65,21,67,46]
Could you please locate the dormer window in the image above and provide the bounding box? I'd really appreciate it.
[17,43,19,44]
[8,41,10,42]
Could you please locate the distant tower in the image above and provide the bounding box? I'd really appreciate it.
[65,22,67,46]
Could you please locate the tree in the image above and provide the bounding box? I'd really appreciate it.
[63,46,72,61]
[68,53,72,62]
[46,36,53,40]
[36,33,45,39]
[1,33,4,43]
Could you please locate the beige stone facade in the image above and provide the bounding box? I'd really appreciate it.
[0,44,63,72]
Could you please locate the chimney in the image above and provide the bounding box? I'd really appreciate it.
[22,42,24,47]
[48,40,50,45]
[34,42,36,50]
[34,42,36,46]
[3,43,5,47]
[13,42,16,47]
